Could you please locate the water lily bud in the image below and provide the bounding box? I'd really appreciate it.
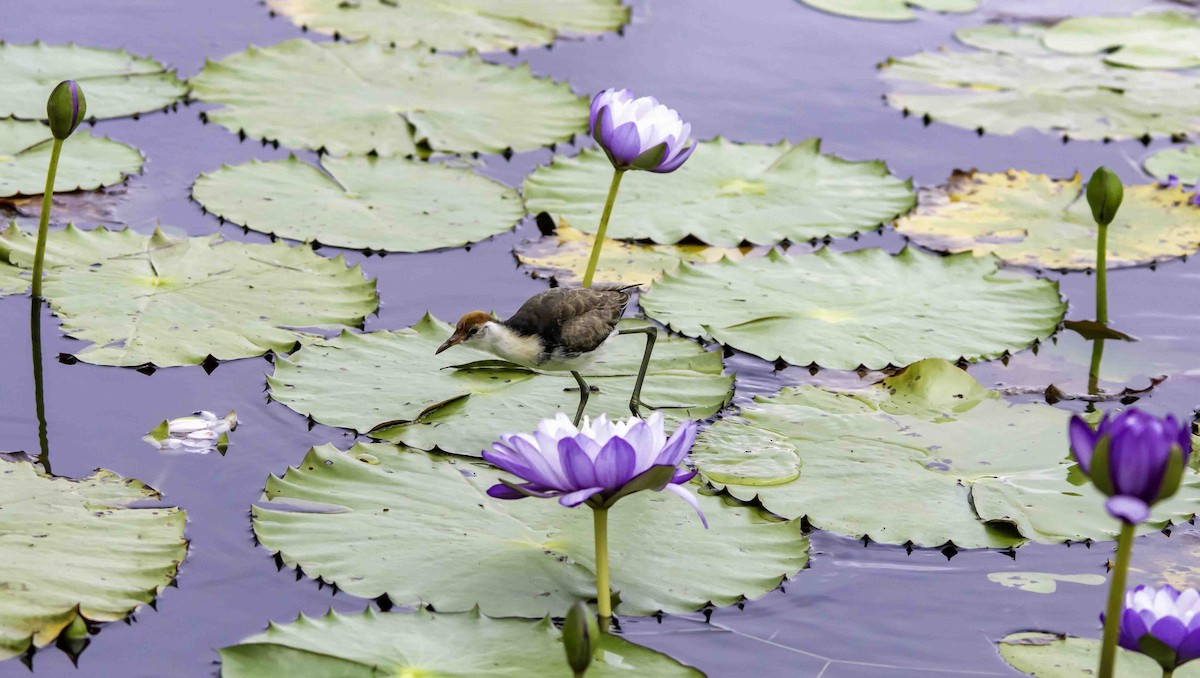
[563,601,598,676]
[46,80,86,140]
[1086,166,1123,227]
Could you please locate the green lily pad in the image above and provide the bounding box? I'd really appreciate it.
[267,315,732,457]
[0,260,23,295]
[190,39,586,158]
[0,119,143,198]
[639,248,1065,370]
[0,42,186,121]
[264,0,629,52]
[524,138,915,247]
[895,170,1200,270]
[192,155,524,252]
[691,359,1200,548]
[0,461,187,661]
[0,224,377,367]
[954,24,1056,57]
[999,632,1200,677]
[253,442,807,617]
[1145,145,1200,186]
[798,0,977,22]
[1042,12,1200,70]
[987,571,1106,594]
[222,608,700,677]
[881,46,1200,140]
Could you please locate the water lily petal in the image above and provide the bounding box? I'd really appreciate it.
[663,483,708,528]
[1106,495,1151,525]
[1068,415,1097,473]
[560,437,598,489]
[593,436,637,490]
[559,486,604,507]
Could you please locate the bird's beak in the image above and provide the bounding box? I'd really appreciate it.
[436,333,464,354]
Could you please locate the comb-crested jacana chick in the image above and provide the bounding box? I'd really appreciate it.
[436,284,657,425]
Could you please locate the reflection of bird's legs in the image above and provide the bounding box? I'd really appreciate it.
[570,370,590,426]
[618,326,660,418]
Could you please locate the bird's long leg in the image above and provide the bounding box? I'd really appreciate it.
[618,326,658,418]
[570,370,590,426]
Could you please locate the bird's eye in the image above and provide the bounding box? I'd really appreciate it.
[468,328,479,336]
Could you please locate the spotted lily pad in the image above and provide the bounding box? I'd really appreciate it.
[1042,12,1200,70]
[691,359,1200,548]
[1145,146,1200,186]
[999,632,1200,677]
[0,119,143,198]
[639,248,1065,370]
[192,155,524,252]
[267,315,732,457]
[264,0,629,52]
[253,442,807,617]
[0,42,186,121]
[190,39,586,157]
[0,224,377,367]
[896,170,1200,270]
[798,0,977,22]
[881,47,1200,140]
[0,460,187,661]
[523,138,915,247]
[987,571,1106,594]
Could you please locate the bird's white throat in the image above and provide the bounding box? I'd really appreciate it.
[473,321,545,368]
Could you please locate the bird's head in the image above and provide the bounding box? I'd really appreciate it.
[436,311,497,354]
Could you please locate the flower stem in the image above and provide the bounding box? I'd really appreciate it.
[32,138,64,300]
[1087,338,1106,397]
[1099,522,1136,678]
[581,169,625,289]
[592,506,612,629]
[1095,223,1108,325]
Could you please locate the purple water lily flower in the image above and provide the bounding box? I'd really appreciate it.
[1158,174,1181,190]
[589,88,696,174]
[1069,409,1191,524]
[1105,585,1200,673]
[483,412,706,526]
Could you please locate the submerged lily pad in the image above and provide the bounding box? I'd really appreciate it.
[190,39,586,157]
[798,0,977,22]
[896,170,1200,270]
[0,42,186,121]
[144,410,237,455]
[253,443,807,617]
[987,571,1106,594]
[193,155,524,252]
[0,120,143,198]
[691,359,1200,548]
[639,248,1065,370]
[265,0,629,52]
[999,632,1200,677]
[0,461,187,661]
[881,47,1200,140]
[267,315,732,457]
[524,138,915,247]
[1042,12,1200,70]
[1145,145,1200,186]
[0,225,377,367]
[222,608,700,677]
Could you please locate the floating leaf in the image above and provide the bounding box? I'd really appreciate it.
[0,120,143,198]
[253,443,807,617]
[0,461,186,661]
[639,248,1064,370]
[954,24,1056,57]
[987,571,1106,594]
[192,155,524,252]
[190,39,586,157]
[1042,12,1200,70]
[691,359,1200,548]
[0,225,377,367]
[523,139,915,247]
[998,632,1200,677]
[143,410,237,455]
[896,170,1200,270]
[0,260,23,295]
[267,315,731,457]
[797,0,977,22]
[1145,145,1200,186]
[0,42,186,121]
[881,47,1200,140]
[264,0,629,52]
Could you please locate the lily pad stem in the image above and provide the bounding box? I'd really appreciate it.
[581,169,625,288]
[1098,522,1135,678]
[592,506,612,630]
[32,137,64,300]
[1095,223,1108,325]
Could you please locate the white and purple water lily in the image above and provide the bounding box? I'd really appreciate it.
[483,412,706,526]
[589,88,696,174]
[1110,585,1200,674]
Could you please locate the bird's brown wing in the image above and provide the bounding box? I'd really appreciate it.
[505,285,634,355]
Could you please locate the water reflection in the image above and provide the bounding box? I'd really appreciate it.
[29,296,49,474]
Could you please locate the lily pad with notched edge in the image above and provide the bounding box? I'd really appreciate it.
[267,315,732,457]
[523,138,915,247]
[639,248,1065,370]
[691,359,1200,548]
[0,461,186,661]
[192,155,524,252]
[1042,12,1200,70]
[896,170,1200,270]
[1145,145,1200,186]
[264,0,629,53]
[999,632,1200,677]
[798,0,976,22]
[252,442,807,617]
[0,119,143,198]
[190,39,587,158]
[0,224,378,367]
[0,42,186,121]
